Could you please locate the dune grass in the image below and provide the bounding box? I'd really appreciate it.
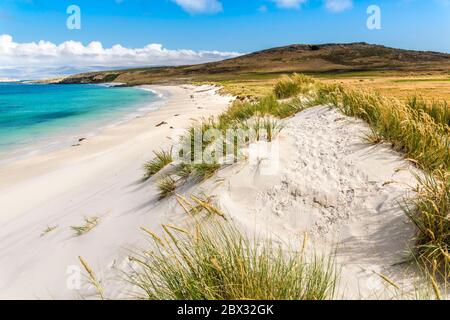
[404,170,450,273]
[163,162,221,189]
[320,86,449,172]
[71,217,100,237]
[172,113,284,186]
[40,225,58,237]
[258,116,284,142]
[129,219,337,300]
[144,75,449,278]
[218,94,304,127]
[314,85,449,274]
[139,115,339,300]
[407,96,450,127]
[156,176,177,200]
[191,162,222,181]
[273,74,450,276]
[273,73,316,99]
[144,149,173,179]
[146,91,296,199]
[172,162,193,179]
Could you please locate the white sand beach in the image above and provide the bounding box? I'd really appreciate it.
[0,85,420,299]
[0,85,232,299]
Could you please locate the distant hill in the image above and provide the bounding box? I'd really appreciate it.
[59,43,450,85]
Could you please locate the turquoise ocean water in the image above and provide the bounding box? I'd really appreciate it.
[0,83,159,161]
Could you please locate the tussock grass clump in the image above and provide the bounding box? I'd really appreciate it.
[272,97,305,118]
[71,217,100,236]
[405,171,450,273]
[128,221,337,300]
[218,94,303,127]
[407,96,450,127]
[319,85,450,172]
[173,115,284,184]
[145,79,309,185]
[156,176,177,200]
[170,159,221,183]
[158,92,296,191]
[273,73,317,99]
[177,118,225,164]
[144,149,173,179]
[191,162,221,181]
[218,100,259,125]
[239,116,284,142]
[172,162,193,179]
[262,117,284,142]
[218,95,277,125]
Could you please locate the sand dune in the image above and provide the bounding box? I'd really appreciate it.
[0,86,420,299]
[203,106,420,299]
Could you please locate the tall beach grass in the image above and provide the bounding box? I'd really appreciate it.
[145,91,301,200]
[144,149,173,179]
[128,219,337,300]
[143,75,449,278]
[404,170,450,274]
[273,73,317,99]
[274,73,450,276]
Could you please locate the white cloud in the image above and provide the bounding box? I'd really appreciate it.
[273,0,352,11]
[0,34,241,79]
[273,0,308,9]
[172,0,223,14]
[324,0,352,12]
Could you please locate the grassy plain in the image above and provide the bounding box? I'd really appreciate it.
[211,71,450,102]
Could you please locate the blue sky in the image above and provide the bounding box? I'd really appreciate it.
[0,0,449,78]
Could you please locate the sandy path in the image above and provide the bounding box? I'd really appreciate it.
[0,85,233,299]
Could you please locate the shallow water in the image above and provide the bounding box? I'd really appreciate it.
[0,83,159,162]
